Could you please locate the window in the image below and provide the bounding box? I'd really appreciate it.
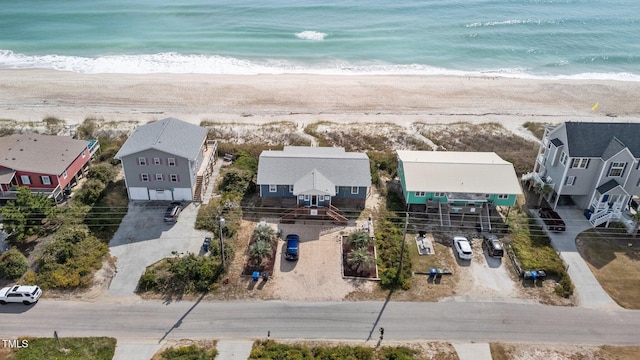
[324,195,331,200]
[565,176,576,186]
[155,174,163,181]
[138,157,147,166]
[304,194,310,201]
[560,152,568,165]
[141,173,149,182]
[81,150,86,158]
[571,158,589,169]
[415,191,426,197]
[20,175,31,185]
[63,170,68,179]
[168,158,176,166]
[269,184,277,192]
[608,162,625,177]
[153,157,161,165]
[170,174,178,182]
[289,185,294,193]
[434,192,445,197]
[41,176,51,185]
[498,194,509,199]
[485,194,491,198]
[351,187,359,194]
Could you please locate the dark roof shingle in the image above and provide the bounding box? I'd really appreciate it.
[564,122,640,157]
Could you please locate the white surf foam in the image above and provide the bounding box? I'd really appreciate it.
[295,31,327,41]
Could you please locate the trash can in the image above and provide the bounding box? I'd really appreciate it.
[429,268,437,278]
[252,271,260,282]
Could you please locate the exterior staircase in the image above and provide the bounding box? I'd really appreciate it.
[193,175,203,202]
[280,205,348,225]
[589,209,613,227]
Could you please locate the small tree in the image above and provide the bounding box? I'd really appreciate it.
[534,183,553,207]
[1,187,55,245]
[0,249,29,280]
[249,240,272,267]
[252,224,275,243]
[347,230,371,249]
[346,247,374,275]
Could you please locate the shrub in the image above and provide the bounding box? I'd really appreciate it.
[138,254,223,294]
[74,179,107,205]
[160,344,218,360]
[87,163,117,184]
[0,249,29,280]
[36,232,109,289]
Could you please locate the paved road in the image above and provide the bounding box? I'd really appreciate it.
[1,299,639,345]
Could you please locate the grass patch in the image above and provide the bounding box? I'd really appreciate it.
[577,229,640,309]
[9,337,116,360]
[305,121,431,151]
[416,122,537,175]
[507,206,573,297]
[202,121,311,146]
[85,179,129,242]
[249,340,423,360]
[157,343,218,360]
[522,121,549,139]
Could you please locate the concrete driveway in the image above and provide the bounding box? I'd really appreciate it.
[535,207,618,309]
[107,201,210,296]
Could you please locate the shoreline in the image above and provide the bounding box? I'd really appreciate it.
[1,69,639,129]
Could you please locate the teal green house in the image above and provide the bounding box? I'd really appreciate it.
[397,151,522,229]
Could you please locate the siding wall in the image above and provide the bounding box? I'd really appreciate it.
[121,149,192,190]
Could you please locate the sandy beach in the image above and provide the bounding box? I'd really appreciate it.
[1,69,639,130]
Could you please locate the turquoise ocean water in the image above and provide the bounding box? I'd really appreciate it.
[1,0,639,80]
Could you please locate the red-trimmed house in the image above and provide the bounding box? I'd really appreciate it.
[0,134,99,202]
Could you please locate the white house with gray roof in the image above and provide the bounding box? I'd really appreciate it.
[115,118,216,201]
[528,122,640,229]
[256,146,371,211]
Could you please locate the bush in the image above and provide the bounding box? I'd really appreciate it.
[160,344,218,360]
[138,254,224,294]
[36,230,109,289]
[87,163,116,184]
[0,249,29,280]
[74,179,107,205]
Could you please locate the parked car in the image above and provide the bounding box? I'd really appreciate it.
[284,234,299,261]
[482,233,504,258]
[0,285,42,305]
[453,236,473,260]
[538,207,566,232]
[164,203,182,223]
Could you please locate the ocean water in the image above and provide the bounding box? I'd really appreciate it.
[1,0,639,80]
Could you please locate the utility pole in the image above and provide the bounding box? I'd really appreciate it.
[219,217,226,269]
[397,211,409,281]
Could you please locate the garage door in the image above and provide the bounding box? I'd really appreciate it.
[172,188,193,201]
[149,189,173,201]
[128,187,149,200]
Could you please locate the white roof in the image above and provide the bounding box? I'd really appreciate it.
[397,151,522,195]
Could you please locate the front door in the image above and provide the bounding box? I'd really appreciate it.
[311,195,318,206]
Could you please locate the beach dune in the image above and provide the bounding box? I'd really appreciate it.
[1,69,639,128]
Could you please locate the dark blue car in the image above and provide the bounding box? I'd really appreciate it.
[285,234,299,261]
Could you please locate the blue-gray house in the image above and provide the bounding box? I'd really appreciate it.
[256,146,371,214]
